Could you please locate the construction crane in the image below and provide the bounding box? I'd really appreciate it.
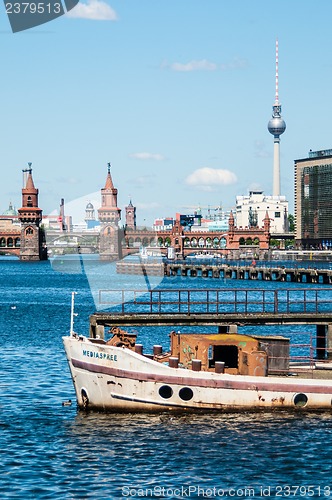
[182,204,233,221]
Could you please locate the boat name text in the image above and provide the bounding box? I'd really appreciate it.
[82,350,118,361]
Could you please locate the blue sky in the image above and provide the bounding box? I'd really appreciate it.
[1,0,332,225]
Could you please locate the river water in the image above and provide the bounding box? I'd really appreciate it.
[1,256,331,499]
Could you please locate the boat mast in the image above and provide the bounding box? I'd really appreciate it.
[70,291,78,335]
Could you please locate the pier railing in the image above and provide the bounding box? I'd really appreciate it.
[98,288,332,316]
[92,288,332,361]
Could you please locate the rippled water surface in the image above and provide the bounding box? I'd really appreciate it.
[1,257,332,499]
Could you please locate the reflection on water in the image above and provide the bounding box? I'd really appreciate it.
[1,258,332,499]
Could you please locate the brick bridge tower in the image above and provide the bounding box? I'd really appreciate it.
[170,220,185,258]
[125,199,136,230]
[18,165,45,261]
[98,163,122,261]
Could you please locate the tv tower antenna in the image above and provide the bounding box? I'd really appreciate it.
[275,38,279,103]
[268,38,286,197]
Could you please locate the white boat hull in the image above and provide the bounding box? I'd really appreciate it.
[63,335,332,412]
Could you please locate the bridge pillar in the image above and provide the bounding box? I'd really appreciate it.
[89,323,105,339]
[96,324,105,340]
[218,325,238,334]
[316,325,326,360]
[172,266,178,276]
[225,268,232,279]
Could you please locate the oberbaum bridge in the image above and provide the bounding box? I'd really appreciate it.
[1,165,332,361]
[0,165,274,262]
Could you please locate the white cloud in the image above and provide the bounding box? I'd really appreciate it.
[170,59,217,72]
[248,182,263,192]
[220,57,248,71]
[163,57,248,72]
[135,201,160,210]
[66,0,117,20]
[185,167,237,191]
[129,152,165,161]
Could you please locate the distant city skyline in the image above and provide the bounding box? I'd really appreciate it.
[1,0,332,225]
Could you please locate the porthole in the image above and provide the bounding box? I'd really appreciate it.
[159,385,173,399]
[294,393,308,407]
[179,387,193,401]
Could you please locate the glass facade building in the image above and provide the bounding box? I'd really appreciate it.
[294,149,332,248]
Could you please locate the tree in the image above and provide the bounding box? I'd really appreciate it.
[288,214,295,232]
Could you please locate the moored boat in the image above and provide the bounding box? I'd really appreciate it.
[63,294,332,412]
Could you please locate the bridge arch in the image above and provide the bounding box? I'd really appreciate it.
[220,237,227,249]
[212,237,219,248]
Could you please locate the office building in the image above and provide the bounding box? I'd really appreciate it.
[294,149,332,248]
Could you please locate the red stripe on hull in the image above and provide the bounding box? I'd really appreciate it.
[71,358,332,395]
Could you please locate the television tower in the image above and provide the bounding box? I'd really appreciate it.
[268,39,286,197]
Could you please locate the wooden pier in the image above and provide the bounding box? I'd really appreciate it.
[116,261,332,284]
[91,288,332,360]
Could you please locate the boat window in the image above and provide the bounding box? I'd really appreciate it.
[293,393,308,407]
[179,387,193,401]
[159,385,173,399]
[209,345,239,369]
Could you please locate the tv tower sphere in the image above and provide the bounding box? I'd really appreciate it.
[268,113,286,137]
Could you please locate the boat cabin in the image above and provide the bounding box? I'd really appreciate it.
[168,331,268,376]
[104,326,291,377]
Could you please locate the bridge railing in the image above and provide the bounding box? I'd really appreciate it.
[98,288,332,315]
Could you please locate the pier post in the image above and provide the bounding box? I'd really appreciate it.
[218,325,237,333]
[192,359,201,371]
[135,344,143,355]
[153,345,162,356]
[97,325,105,339]
[215,361,225,373]
[316,325,326,360]
[328,324,332,360]
[169,357,179,368]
